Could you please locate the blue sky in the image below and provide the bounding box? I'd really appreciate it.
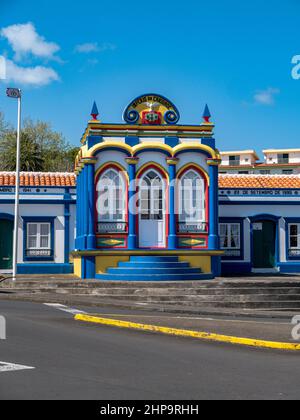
[0,0,300,156]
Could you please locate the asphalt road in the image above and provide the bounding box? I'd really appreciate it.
[0,300,300,400]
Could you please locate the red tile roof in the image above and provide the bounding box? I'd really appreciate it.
[0,172,76,187]
[0,172,299,190]
[219,174,300,189]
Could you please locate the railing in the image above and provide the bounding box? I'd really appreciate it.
[278,158,290,165]
[223,249,241,257]
[177,222,208,234]
[97,222,128,234]
[26,249,52,257]
[229,160,241,167]
[289,249,300,257]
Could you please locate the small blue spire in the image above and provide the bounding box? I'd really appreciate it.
[91,101,99,120]
[203,104,211,122]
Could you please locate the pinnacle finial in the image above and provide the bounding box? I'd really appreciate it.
[203,104,211,123]
[91,101,99,120]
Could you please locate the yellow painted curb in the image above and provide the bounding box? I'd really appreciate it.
[74,314,300,351]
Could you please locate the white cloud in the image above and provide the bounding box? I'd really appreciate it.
[4,59,59,87]
[75,42,116,53]
[0,56,6,80]
[254,88,280,106]
[1,22,60,61]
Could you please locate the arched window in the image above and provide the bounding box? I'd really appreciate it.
[178,169,207,232]
[96,168,127,233]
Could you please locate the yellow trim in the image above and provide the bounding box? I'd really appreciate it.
[207,158,222,167]
[136,162,169,180]
[81,158,97,164]
[132,143,173,157]
[173,143,217,159]
[84,141,218,161]
[178,255,211,273]
[166,158,179,166]
[177,163,210,185]
[96,256,130,274]
[74,314,300,351]
[73,257,82,278]
[95,162,129,182]
[71,250,224,257]
[84,122,214,132]
[263,149,300,154]
[86,142,133,158]
[125,157,139,165]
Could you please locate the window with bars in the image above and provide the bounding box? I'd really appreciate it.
[26,222,52,258]
[96,168,127,233]
[278,153,289,164]
[229,155,241,166]
[219,223,241,257]
[288,224,300,257]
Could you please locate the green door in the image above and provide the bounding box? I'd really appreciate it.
[253,221,276,269]
[0,219,13,270]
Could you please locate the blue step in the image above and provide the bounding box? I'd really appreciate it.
[129,256,179,263]
[118,261,191,269]
[107,267,202,275]
[96,254,211,282]
[96,273,211,282]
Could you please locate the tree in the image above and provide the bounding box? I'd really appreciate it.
[0,112,11,137]
[0,131,45,171]
[0,114,79,172]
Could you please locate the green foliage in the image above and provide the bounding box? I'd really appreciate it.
[0,131,45,171]
[0,114,79,172]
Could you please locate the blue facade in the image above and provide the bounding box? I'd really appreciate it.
[73,94,223,280]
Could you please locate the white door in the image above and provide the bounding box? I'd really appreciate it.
[139,170,166,248]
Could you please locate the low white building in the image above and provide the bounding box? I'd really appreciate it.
[0,172,76,274]
[220,149,300,175]
[219,174,300,274]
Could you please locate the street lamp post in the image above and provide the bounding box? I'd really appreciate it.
[6,88,22,282]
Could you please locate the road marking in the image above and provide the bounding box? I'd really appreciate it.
[75,314,300,351]
[44,303,87,315]
[0,362,35,373]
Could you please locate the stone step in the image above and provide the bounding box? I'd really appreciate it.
[144,300,300,309]
[3,279,300,288]
[63,293,300,302]
[8,287,300,304]
[4,285,300,296]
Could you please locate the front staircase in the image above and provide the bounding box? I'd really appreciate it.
[2,276,300,314]
[95,256,212,281]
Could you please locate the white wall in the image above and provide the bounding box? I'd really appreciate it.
[264,151,300,164]
[0,201,74,265]
[219,203,295,264]
[176,152,208,174]
[221,153,256,166]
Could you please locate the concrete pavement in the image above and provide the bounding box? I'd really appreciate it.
[0,300,300,399]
